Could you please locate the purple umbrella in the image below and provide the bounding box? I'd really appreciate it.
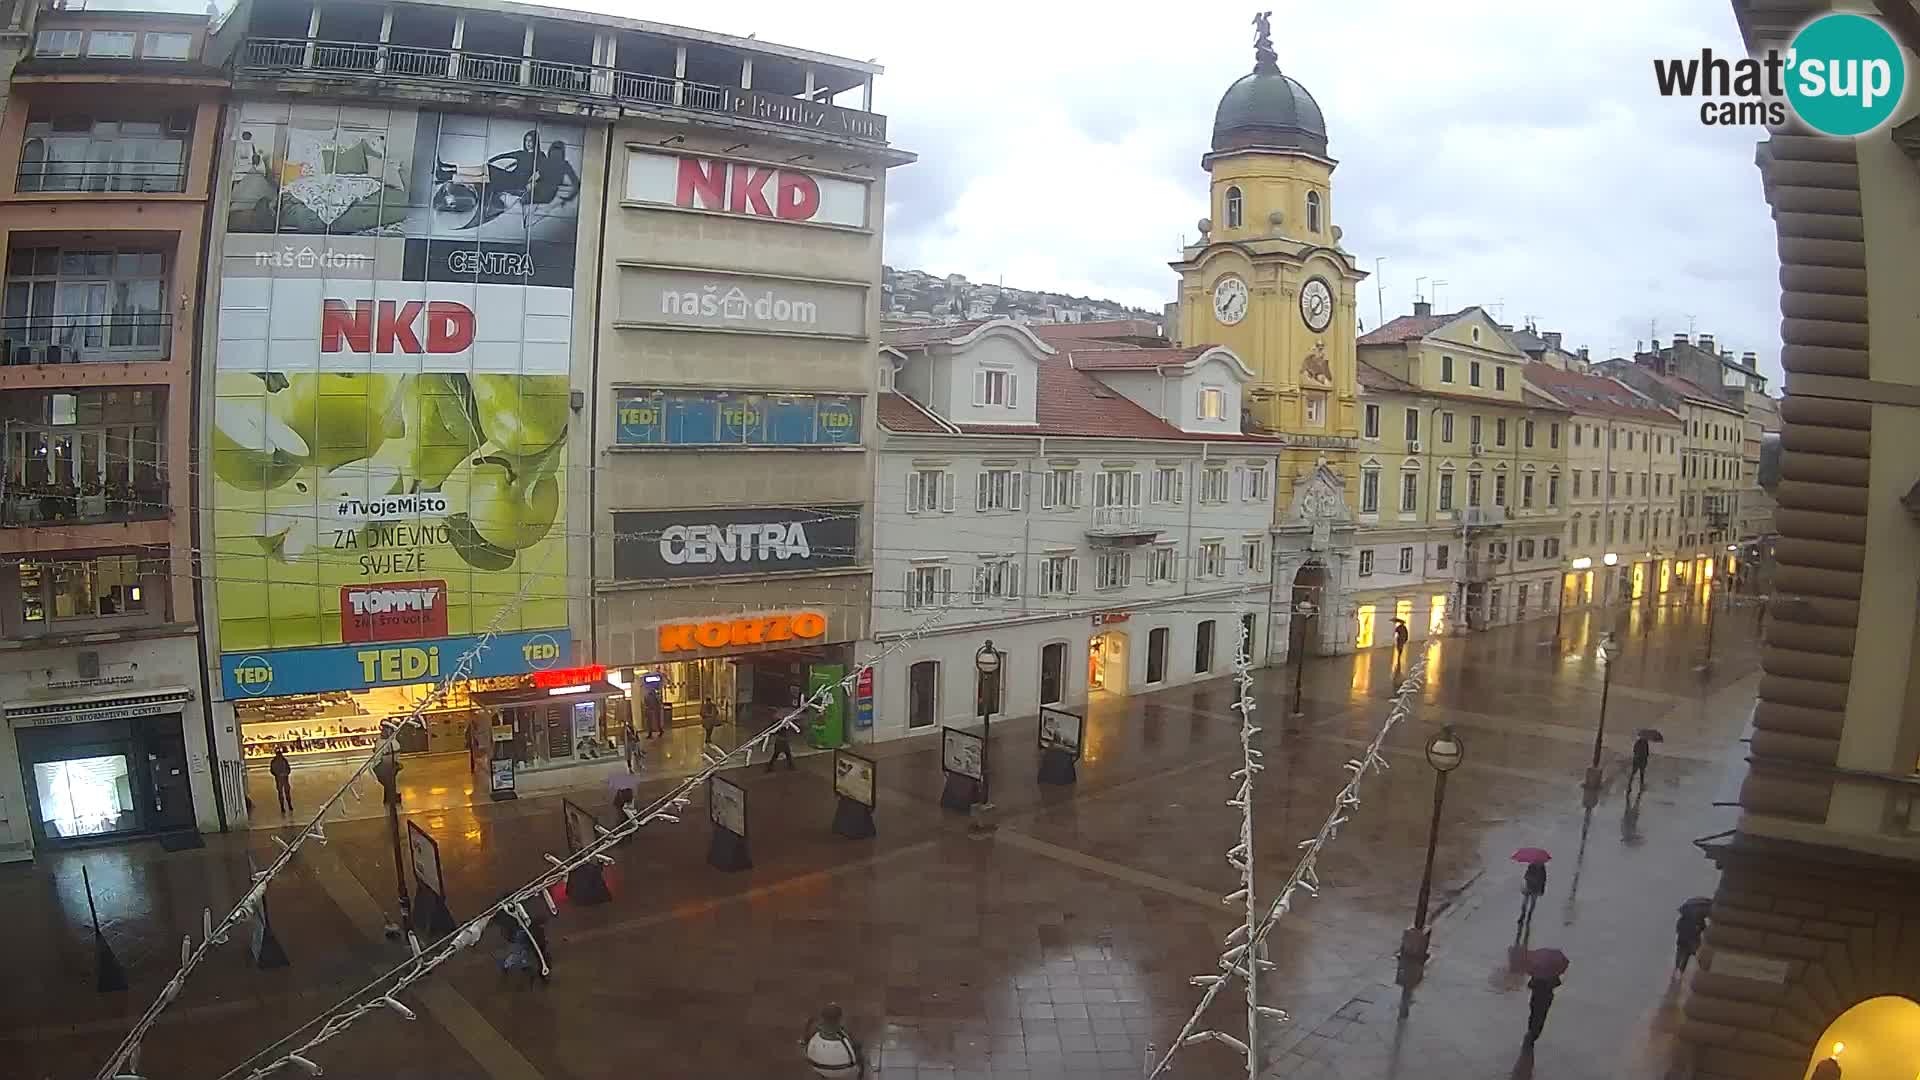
[1528,948,1570,977]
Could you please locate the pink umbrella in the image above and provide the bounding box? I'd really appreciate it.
[1511,847,1552,864]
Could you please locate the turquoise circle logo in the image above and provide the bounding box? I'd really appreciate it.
[1786,13,1907,136]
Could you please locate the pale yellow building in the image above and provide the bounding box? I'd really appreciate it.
[1353,304,1570,639]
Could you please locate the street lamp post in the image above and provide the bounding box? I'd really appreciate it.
[1397,727,1465,988]
[974,640,1001,809]
[1290,600,1315,719]
[1583,634,1618,802]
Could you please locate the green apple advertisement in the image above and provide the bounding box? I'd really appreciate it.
[214,102,582,699]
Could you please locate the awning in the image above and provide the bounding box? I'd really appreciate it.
[468,681,622,710]
[6,686,194,729]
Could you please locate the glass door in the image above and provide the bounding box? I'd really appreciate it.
[1039,642,1065,706]
[32,749,138,840]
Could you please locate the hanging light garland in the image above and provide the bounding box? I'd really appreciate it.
[1149,653,1430,1079]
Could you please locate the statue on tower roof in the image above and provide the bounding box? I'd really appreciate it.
[1252,10,1279,73]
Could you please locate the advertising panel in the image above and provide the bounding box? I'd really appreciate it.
[708,775,747,836]
[616,265,867,338]
[941,726,984,781]
[1038,706,1085,758]
[611,505,859,581]
[833,750,876,807]
[624,151,869,228]
[212,102,581,693]
[613,388,860,447]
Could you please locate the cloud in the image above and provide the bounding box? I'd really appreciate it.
[571,0,1785,385]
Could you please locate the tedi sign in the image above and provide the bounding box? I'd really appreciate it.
[613,505,859,581]
[624,150,869,229]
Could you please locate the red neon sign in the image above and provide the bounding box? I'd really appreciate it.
[532,664,607,689]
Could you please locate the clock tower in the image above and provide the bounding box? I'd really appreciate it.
[1171,12,1367,441]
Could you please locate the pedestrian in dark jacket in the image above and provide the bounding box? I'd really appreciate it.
[269,749,294,813]
[1524,973,1560,1045]
[1392,618,1410,669]
[1629,735,1652,797]
[1674,911,1706,973]
[1519,862,1547,930]
[766,715,796,772]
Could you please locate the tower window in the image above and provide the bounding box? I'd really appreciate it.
[1306,191,1322,233]
[1225,186,1243,229]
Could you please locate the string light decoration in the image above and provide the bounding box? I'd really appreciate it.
[1149,652,1430,1079]
[210,609,952,1080]
[92,563,553,1080]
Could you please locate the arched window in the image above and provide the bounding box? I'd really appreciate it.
[1225,186,1244,229]
[1306,191,1322,233]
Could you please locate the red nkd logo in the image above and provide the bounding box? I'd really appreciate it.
[340,580,450,643]
[674,156,821,221]
[322,300,476,354]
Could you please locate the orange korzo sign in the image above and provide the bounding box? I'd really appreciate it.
[658,611,828,653]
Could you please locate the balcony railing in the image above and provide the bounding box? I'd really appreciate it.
[1,486,169,528]
[17,164,187,195]
[1,315,172,365]
[239,37,890,144]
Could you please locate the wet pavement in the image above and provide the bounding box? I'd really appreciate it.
[1,590,1759,1080]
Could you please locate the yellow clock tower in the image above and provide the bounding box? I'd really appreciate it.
[1171,13,1366,446]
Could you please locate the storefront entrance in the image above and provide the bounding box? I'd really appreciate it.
[12,704,194,845]
[1088,632,1127,695]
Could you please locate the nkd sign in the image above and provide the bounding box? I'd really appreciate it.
[612,505,859,581]
[617,266,867,339]
[624,151,868,229]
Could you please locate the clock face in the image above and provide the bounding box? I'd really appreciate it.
[1300,277,1334,333]
[1212,276,1249,326]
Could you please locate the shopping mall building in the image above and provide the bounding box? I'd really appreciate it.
[192,0,906,819]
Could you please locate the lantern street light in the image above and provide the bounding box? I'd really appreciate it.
[974,640,1002,809]
[1397,726,1465,987]
[1583,633,1619,804]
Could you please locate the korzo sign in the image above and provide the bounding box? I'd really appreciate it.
[613,505,859,581]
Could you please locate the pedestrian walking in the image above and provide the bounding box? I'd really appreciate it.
[766,715,796,772]
[269,748,294,813]
[372,747,403,807]
[1674,910,1706,974]
[621,712,638,771]
[1392,618,1409,669]
[802,1003,865,1078]
[700,697,720,744]
[1519,860,1547,929]
[643,683,665,738]
[1628,734,1651,797]
[1523,972,1560,1045]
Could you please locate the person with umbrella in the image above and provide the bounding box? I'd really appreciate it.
[1524,952,1565,1046]
[1675,897,1710,975]
[1513,849,1551,931]
[1628,728,1663,797]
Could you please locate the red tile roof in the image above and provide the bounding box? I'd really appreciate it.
[880,321,988,347]
[1028,318,1164,343]
[1357,309,1469,345]
[876,392,955,434]
[1521,364,1678,424]
[1356,361,1571,413]
[1065,346,1210,371]
[1356,362,1415,392]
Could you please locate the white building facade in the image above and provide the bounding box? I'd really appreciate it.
[862,321,1279,740]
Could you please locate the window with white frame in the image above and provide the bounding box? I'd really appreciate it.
[1405,408,1420,442]
[1549,473,1561,506]
[1198,540,1227,578]
[1304,392,1326,425]
[1096,550,1131,590]
[1543,537,1560,559]
[86,31,135,58]
[1199,386,1225,420]
[1496,366,1508,392]
[1358,548,1375,576]
[142,32,192,60]
[34,30,84,57]
[906,467,953,513]
[973,557,1019,602]
[1363,404,1380,439]
[1225,185,1244,229]
[1151,465,1183,505]
[1148,544,1178,583]
[1360,467,1380,513]
[1200,466,1229,504]
[1521,473,1535,508]
[1468,471,1482,507]
[1518,539,1535,561]
[1518,582,1530,613]
[974,366,1018,407]
[1400,470,1418,513]
[1094,468,1141,513]
[1441,412,1455,442]
[1494,472,1508,506]
[1242,536,1265,576]
[906,563,951,610]
[1438,472,1454,511]
[976,467,1023,511]
[1398,546,1413,573]
[1038,553,1079,596]
[1241,463,1269,501]
[1042,467,1083,509]
[1470,415,1483,445]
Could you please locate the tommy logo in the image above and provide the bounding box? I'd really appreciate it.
[340,580,449,643]
[321,300,476,355]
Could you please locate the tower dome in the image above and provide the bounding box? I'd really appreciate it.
[1212,12,1328,156]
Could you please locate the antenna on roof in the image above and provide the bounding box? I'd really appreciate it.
[1432,280,1449,310]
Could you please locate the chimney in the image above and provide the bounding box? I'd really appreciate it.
[1674,332,1690,347]
[1578,346,1590,362]
[1544,331,1562,351]
[1698,333,1715,353]
[1741,350,1757,368]
[1413,300,1432,318]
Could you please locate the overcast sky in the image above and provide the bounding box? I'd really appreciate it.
[580,0,1778,382]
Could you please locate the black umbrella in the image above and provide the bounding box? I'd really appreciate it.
[1637,728,1666,741]
[1680,896,1712,915]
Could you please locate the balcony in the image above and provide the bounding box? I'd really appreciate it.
[238,36,889,144]
[2,484,169,528]
[17,163,188,195]
[1,315,172,365]
[1087,505,1161,545]
[1454,558,1495,584]
[1459,506,1506,530]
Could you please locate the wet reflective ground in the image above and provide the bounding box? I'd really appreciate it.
[0,594,1757,1079]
